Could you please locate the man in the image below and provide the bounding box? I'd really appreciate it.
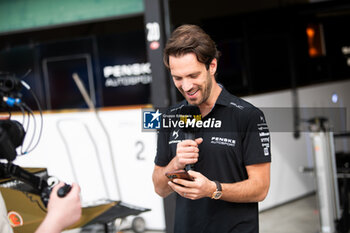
[1,182,81,233]
[152,24,271,233]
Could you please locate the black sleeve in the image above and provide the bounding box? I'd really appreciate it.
[154,131,171,167]
[242,108,271,165]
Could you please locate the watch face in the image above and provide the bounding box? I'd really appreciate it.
[213,191,222,199]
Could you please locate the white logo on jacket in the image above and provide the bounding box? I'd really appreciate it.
[210,137,236,147]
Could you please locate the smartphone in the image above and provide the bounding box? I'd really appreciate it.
[165,170,194,181]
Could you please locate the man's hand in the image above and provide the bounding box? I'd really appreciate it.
[168,170,216,200]
[152,137,203,198]
[174,138,203,170]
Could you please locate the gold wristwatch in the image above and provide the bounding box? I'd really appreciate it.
[211,180,222,200]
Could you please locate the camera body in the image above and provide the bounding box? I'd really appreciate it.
[0,72,70,207]
[0,119,25,161]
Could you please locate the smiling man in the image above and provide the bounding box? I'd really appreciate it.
[152,24,271,233]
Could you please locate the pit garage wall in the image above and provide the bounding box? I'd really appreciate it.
[243,79,350,211]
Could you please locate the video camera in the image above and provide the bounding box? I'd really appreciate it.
[0,72,25,161]
[0,72,70,207]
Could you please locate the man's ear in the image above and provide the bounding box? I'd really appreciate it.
[209,58,217,75]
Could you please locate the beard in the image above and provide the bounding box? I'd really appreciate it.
[180,71,213,106]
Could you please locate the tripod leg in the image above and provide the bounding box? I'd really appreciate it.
[104,223,109,233]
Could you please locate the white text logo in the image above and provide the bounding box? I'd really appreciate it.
[210,137,236,147]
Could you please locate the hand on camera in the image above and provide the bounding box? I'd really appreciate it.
[35,182,81,233]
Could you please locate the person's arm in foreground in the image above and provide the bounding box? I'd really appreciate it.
[35,182,81,233]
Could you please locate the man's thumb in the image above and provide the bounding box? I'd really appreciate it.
[195,137,203,145]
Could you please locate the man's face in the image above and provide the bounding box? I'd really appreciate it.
[169,53,216,106]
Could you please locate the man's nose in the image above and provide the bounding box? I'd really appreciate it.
[182,79,193,92]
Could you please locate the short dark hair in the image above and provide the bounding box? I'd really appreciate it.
[163,24,221,70]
